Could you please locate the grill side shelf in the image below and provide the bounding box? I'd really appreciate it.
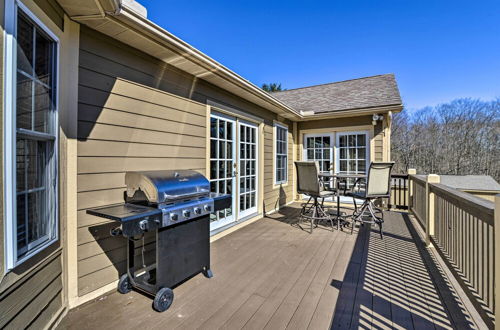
[210,193,232,211]
[87,203,162,222]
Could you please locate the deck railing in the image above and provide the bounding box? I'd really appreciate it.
[408,171,498,327]
[388,174,409,210]
[409,174,427,229]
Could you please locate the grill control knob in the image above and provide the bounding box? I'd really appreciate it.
[204,204,212,212]
[194,207,202,215]
[139,219,148,231]
[183,210,191,218]
[170,213,178,221]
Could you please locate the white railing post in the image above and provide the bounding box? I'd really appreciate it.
[494,194,500,329]
[426,174,440,246]
[408,168,416,209]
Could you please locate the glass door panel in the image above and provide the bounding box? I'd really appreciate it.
[238,122,258,218]
[336,132,368,182]
[336,131,369,202]
[303,134,334,191]
[209,115,237,231]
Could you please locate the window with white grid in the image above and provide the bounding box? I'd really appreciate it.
[5,3,59,268]
[275,124,288,184]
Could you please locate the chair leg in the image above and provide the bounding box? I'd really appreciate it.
[367,199,384,239]
[304,196,314,214]
[352,200,370,235]
[310,198,317,234]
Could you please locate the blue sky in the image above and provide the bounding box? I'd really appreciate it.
[139,0,499,110]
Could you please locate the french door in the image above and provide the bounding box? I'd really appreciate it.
[302,132,369,202]
[238,122,258,218]
[336,132,369,179]
[209,114,237,230]
[303,134,334,173]
[303,134,334,195]
[209,114,259,231]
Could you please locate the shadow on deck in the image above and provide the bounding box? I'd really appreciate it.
[58,204,476,329]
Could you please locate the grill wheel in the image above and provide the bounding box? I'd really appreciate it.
[153,287,174,312]
[118,274,132,294]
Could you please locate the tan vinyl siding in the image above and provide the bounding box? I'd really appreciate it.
[263,123,294,213]
[77,28,207,296]
[0,252,63,329]
[297,115,388,164]
[33,0,64,30]
[297,116,372,131]
[76,26,299,297]
[374,122,384,161]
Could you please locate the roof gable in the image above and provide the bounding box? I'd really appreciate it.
[271,74,402,114]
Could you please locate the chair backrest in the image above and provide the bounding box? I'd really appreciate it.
[295,161,320,196]
[366,162,395,197]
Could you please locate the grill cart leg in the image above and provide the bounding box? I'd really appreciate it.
[153,287,174,312]
[203,267,213,278]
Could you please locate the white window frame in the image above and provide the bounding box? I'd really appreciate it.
[335,130,370,175]
[4,0,60,270]
[274,123,288,185]
[302,133,334,173]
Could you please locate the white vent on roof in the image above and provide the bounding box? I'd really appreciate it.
[123,0,147,17]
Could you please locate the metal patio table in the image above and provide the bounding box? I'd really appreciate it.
[318,173,367,230]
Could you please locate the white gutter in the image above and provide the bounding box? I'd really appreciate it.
[298,104,403,121]
[60,0,402,121]
[115,6,302,119]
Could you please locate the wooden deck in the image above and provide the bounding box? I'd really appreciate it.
[58,204,476,329]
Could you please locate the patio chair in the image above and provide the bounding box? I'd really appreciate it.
[294,161,336,233]
[348,162,394,239]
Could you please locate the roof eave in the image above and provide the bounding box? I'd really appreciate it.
[298,104,403,121]
[59,1,302,120]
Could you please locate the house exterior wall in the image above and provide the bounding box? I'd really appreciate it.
[297,115,390,163]
[0,1,69,328]
[74,26,296,300]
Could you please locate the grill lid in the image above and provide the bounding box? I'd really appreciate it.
[125,170,210,204]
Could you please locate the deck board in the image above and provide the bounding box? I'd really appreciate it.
[58,205,475,330]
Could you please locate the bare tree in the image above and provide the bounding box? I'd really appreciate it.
[391,98,500,181]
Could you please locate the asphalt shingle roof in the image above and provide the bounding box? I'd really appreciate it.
[439,175,500,191]
[271,74,402,114]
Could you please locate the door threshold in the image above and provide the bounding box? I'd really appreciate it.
[210,212,261,236]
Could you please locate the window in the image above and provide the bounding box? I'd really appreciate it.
[5,3,59,268]
[304,135,332,173]
[337,132,368,186]
[275,124,288,184]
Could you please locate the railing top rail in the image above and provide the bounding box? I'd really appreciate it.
[430,182,495,223]
[391,174,409,178]
[409,174,427,185]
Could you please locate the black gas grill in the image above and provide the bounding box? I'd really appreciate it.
[87,170,231,312]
